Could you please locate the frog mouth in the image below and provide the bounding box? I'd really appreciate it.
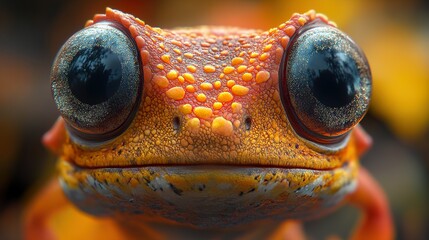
[64,145,352,170]
[58,159,358,228]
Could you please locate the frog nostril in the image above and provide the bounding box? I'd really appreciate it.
[244,116,252,131]
[172,116,181,131]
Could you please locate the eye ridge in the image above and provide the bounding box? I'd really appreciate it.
[68,46,122,106]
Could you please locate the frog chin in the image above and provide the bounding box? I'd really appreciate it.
[58,159,358,228]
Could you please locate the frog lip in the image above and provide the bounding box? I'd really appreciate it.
[65,159,349,172]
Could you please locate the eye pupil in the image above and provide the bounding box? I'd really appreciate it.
[308,50,359,108]
[68,46,122,105]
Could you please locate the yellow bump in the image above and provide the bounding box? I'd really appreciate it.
[218,92,233,102]
[213,81,221,89]
[177,56,183,63]
[180,139,188,147]
[250,52,259,58]
[156,64,164,70]
[256,71,270,83]
[200,82,213,90]
[179,104,192,114]
[187,65,197,73]
[178,76,185,83]
[186,85,196,93]
[233,120,241,128]
[140,50,150,65]
[223,66,235,74]
[173,48,181,55]
[264,44,273,52]
[182,73,195,83]
[285,26,296,36]
[281,36,290,49]
[204,65,216,73]
[166,87,185,100]
[186,118,200,132]
[242,73,253,81]
[298,17,307,26]
[231,85,249,96]
[153,76,169,88]
[213,102,223,110]
[231,102,242,113]
[196,93,207,102]
[167,70,178,80]
[249,58,256,64]
[211,117,233,136]
[219,73,225,79]
[135,36,145,49]
[227,80,236,88]
[237,65,247,73]
[194,107,213,119]
[184,53,194,58]
[231,57,244,65]
[305,9,316,20]
[161,54,171,64]
[171,39,182,47]
[259,53,269,61]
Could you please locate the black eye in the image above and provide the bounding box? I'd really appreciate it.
[280,22,371,144]
[68,46,122,105]
[51,22,142,142]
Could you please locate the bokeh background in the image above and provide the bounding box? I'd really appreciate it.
[0,0,428,239]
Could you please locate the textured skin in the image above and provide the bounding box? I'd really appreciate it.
[57,8,359,226]
[25,8,393,240]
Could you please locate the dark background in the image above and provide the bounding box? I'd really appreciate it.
[0,0,428,239]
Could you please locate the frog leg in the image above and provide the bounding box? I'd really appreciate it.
[24,118,66,240]
[267,220,306,240]
[24,179,67,240]
[348,126,394,240]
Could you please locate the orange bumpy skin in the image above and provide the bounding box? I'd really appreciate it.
[58,8,359,227]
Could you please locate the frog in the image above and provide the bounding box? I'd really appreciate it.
[25,8,393,240]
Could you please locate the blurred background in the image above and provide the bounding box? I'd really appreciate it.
[0,0,428,239]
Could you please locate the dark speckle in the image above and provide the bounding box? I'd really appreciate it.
[169,183,183,196]
[247,188,255,193]
[239,191,244,196]
[172,116,181,131]
[295,144,299,149]
[244,116,252,130]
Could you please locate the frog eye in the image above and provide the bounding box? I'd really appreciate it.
[280,22,371,145]
[50,22,142,142]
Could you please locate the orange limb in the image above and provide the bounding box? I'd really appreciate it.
[268,220,306,240]
[348,167,394,240]
[24,180,67,240]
